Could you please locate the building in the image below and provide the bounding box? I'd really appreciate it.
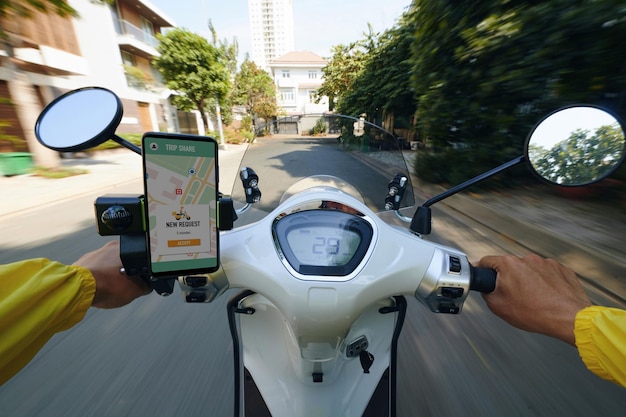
[0,0,190,156]
[269,51,329,116]
[248,0,295,71]
[70,0,179,134]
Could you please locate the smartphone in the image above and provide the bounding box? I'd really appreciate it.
[142,133,219,276]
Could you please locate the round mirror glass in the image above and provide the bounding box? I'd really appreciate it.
[35,87,123,152]
[526,106,626,186]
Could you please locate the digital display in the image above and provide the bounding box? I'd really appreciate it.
[273,209,374,277]
[143,134,219,276]
[286,226,361,267]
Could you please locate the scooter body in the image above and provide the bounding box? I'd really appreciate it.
[218,188,470,417]
[32,87,626,417]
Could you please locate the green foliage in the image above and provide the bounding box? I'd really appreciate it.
[338,122,363,151]
[207,20,238,126]
[240,115,253,132]
[321,1,626,184]
[241,130,255,143]
[0,120,22,149]
[317,42,368,111]
[153,28,230,131]
[123,64,151,88]
[309,117,327,135]
[408,0,626,184]
[530,124,625,184]
[31,166,88,179]
[232,59,279,122]
[0,0,78,19]
[208,20,239,78]
[0,97,23,150]
[337,19,416,123]
[93,133,142,151]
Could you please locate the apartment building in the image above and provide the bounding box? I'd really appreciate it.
[0,0,182,154]
[248,0,295,71]
[269,51,329,116]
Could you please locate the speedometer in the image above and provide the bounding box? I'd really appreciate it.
[273,209,374,277]
[286,225,360,267]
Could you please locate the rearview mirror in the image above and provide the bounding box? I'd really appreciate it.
[35,87,123,152]
[526,106,626,186]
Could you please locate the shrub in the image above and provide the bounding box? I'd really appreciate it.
[309,117,327,136]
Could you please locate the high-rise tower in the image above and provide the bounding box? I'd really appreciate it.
[248,0,295,71]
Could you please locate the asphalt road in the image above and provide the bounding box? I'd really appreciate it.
[0,137,624,416]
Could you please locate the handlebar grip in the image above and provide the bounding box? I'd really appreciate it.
[469,266,497,293]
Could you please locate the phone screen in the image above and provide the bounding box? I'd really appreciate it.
[142,133,219,276]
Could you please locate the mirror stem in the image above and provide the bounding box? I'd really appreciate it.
[410,156,525,235]
[113,135,142,155]
[422,156,525,208]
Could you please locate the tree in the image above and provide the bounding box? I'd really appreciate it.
[316,41,367,111]
[317,14,416,137]
[232,59,279,129]
[208,19,238,126]
[408,0,626,184]
[337,16,416,130]
[530,124,625,185]
[153,28,230,133]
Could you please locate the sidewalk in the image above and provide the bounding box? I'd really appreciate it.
[0,144,248,219]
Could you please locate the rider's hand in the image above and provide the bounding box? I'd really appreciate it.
[478,254,592,346]
[73,241,152,309]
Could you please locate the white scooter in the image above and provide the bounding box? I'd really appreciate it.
[34,88,626,417]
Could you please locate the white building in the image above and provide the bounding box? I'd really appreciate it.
[69,0,179,134]
[248,0,295,71]
[269,51,329,116]
[0,0,215,153]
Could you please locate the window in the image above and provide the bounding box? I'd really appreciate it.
[308,90,317,103]
[141,17,154,38]
[121,51,135,66]
[280,88,295,102]
[141,17,157,47]
[110,2,122,35]
[282,70,290,78]
[308,70,318,79]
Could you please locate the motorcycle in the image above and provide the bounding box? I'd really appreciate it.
[34,87,626,417]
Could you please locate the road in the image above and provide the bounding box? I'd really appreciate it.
[0,137,624,416]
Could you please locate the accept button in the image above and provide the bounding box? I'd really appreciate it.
[168,239,201,247]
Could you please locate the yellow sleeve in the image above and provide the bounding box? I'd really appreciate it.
[574,306,626,388]
[0,258,96,385]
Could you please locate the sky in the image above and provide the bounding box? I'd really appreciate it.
[531,107,620,149]
[148,0,412,60]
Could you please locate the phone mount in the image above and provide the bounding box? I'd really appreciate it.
[94,194,237,296]
[93,195,169,295]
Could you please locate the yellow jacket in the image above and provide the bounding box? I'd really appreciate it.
[0,259,624,390]
[575,306,626,387]
[0,259,95,385]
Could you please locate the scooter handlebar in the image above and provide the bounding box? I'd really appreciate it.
[469,266,497,293]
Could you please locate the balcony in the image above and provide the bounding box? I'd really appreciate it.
[123,64,165,93]
[12,45,88,76]
[114,17,160,58]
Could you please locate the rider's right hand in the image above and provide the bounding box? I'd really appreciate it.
[478,254,592,345]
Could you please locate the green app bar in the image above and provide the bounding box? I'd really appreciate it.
[144,136,216,157]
